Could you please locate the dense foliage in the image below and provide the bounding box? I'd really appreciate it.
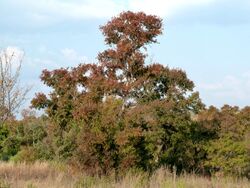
[0,11,249,179]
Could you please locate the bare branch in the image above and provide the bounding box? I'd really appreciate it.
[0,48,31,125]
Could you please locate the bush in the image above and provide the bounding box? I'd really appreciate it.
[10,147,37,163]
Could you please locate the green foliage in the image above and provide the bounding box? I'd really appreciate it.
[0,125,8,143]
[198,105,250,177]
[0,136,20,161]
[0,110,49,162]
[10,146,37,163]
[0,125,9,160]
[206,135,250,177]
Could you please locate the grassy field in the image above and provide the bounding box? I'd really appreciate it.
[0,162,249,188]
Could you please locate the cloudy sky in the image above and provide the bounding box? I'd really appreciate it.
[1,0,250,110]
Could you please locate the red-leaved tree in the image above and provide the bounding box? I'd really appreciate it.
[32,11,204,175]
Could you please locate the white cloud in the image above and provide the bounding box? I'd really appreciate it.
[0,46,25,68]
[11,0,124,21]
[0,46,55,70]
[8,0,217,23]
[197,73,250,107]
[1,46,24,60]
[61,48,88,63]
[128,0,216,17]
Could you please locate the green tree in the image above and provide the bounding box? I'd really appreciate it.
[197,105,250,177]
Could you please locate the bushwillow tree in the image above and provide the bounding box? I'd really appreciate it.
[32,11,205,175]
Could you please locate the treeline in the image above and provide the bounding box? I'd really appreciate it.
[0,11,249,178]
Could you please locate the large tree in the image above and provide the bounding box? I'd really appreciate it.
[32,11,204,175]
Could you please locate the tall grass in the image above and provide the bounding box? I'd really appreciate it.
[0,162,75,188]
[0,162,249,188]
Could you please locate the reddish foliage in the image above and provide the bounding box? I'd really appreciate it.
[31,11,204,175]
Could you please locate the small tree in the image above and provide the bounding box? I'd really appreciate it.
[0,47,30,125]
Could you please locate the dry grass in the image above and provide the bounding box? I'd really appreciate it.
[0,162,249,188]
[0,161,76,188]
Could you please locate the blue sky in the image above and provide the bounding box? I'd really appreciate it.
[1,0,250,110]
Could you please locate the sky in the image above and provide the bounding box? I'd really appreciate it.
[1,0,250,112]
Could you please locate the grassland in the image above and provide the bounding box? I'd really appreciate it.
[0,162,249,188]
